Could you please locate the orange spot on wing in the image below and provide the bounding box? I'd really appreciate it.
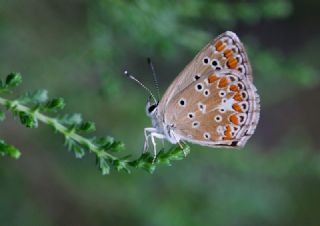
[229,114,239,125]
[229,84,239,92]
[224,49,233,58]
[232,103,243,112]
[223,126,232,140]
[208,74,219,83]
[215,41,225,52]
[227,58,238,69]
[218,77,228,88]
[233,92,243,101]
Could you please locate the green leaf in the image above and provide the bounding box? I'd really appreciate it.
[17,90,48,105]
[78,121,96,133]
[59,113,82,125]
[73,144,85,158]
[43,98,65,112]
[5,72,22,88]
[0,139,21,159]
[19,112,38,128]
[113,159,130,173]
[129,152,156,173]
[110,141,125,152]
[97,156,110,175]
[92,136,114,149]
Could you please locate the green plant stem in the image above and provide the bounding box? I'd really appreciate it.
[0,96,115,160]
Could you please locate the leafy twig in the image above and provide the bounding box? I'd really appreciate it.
[0,73,190,174]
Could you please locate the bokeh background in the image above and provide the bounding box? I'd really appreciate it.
[0,0,320,225]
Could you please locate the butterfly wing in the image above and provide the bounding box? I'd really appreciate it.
[158,31,253,117]
[165,69,260,147]
[161,31,259,147]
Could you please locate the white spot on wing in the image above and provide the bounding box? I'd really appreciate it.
[214,115,222,122]
[192,121,200,128]
[195,83,204,92]
[178,98,186,107]
[203,89,210,97]
[203,132,211,140]
[219,98,237,112]
[187,112,195,119]
[198,102,206,113]
[216,126,224,135]
[219,90,226,97]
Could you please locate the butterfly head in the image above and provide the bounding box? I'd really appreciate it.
[146,96,158,116]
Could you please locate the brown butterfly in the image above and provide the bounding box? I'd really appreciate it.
[126,31,260,156]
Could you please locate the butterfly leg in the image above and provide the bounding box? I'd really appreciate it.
[179,141,188,157]
[149,132,166,163]
[171,133,187,157]
[143,128,158,153]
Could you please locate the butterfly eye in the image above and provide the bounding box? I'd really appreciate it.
[147,104,157,113]
[203,57,210,64]
[179,98,186,107]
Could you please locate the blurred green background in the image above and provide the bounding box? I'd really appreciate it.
[0,0,320,225]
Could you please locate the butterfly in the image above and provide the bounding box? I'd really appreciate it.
[126,31,260,157]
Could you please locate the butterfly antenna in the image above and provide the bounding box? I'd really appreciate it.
[147,57,161,101]
[124,70,157,103]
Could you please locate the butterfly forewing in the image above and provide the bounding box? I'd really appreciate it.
[161,31,259,147]
[158,31,253,116]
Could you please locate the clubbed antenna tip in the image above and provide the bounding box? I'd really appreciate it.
[123,69,157,103]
